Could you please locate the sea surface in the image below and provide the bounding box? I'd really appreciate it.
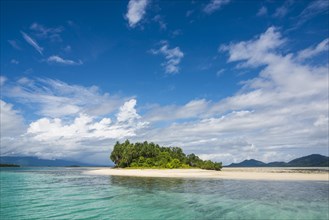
[1,167,328,219]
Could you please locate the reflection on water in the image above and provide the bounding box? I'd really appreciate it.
[1,167,328,220]
[109,175,190,192]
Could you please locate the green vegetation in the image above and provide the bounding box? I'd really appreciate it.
[110,140,222,171]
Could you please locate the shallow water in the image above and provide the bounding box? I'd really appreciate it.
[1,167,328,219]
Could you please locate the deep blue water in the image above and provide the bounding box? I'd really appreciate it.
[1,167,328,219]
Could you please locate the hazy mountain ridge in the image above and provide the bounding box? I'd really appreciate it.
[0,156,108,167]
[227,154,329,167]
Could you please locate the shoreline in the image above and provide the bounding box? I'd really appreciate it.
[85,167,329,181]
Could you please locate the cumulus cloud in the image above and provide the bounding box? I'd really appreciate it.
[25,99,146,158]
[47,55,83,65]
[21,31,43,55]
[117,99,141,122]
[150,41,184,74]
[0,96,147,163]
[125,0,149,28]
[27,100,146,144]
[204,0,231,14]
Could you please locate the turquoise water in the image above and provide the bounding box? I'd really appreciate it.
[1,167,328,219]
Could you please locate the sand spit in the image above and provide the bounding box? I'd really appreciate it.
[85,167,329,181]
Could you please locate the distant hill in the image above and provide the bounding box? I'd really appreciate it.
[267,161,287,167]
[0,163,20,167]
[227,154,329,167]
[287,154,329,167]
[0,156,107,167]
[228,159,266,167]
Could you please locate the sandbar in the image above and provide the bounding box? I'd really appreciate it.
[85,167,329,181]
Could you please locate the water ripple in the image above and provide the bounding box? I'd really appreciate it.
[1,167,328,220]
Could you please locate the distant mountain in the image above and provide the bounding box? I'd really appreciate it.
[267,161,287,167]
[287,154,329,167]
[0,156,108,167]
[228,159,266,167]
[227,154,329,167]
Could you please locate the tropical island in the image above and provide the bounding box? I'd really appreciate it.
[110,140,222,171]
[0,163,20,167]
[83,148,329,180]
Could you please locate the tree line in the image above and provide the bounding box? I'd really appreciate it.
[110,140,222,171]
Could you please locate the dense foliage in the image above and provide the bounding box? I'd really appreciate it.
[0,163,20,167]
[110,140,222,171]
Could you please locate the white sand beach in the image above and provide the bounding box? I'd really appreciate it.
[85,167,329,181]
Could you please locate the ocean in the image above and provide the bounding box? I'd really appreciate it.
[0,167,328,219]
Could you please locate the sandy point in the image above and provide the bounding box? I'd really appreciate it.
[85,167,329,181]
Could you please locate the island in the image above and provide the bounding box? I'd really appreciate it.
[0,163,20,167]
[110,140,222,170]
[82,141,329,181]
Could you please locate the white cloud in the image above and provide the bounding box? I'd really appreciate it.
[125,0,149,28]
[21,31,43,55]
[296,38,329,61]
[257,6,267,16]
[0,79,146,163]
[151,41,184,74]
[0,100,28,156]
[24,99,147,157]
[204,0,231,14]
[116,99,141,122]
[219,26,285,67]
[0,100,26,138]
[27,100,145,144]
[47,55,83,65]
[30,22,64,41]
[2,77,125,118]
[0,97,147,162]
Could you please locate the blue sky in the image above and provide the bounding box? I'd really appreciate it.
[1,0,328,165]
